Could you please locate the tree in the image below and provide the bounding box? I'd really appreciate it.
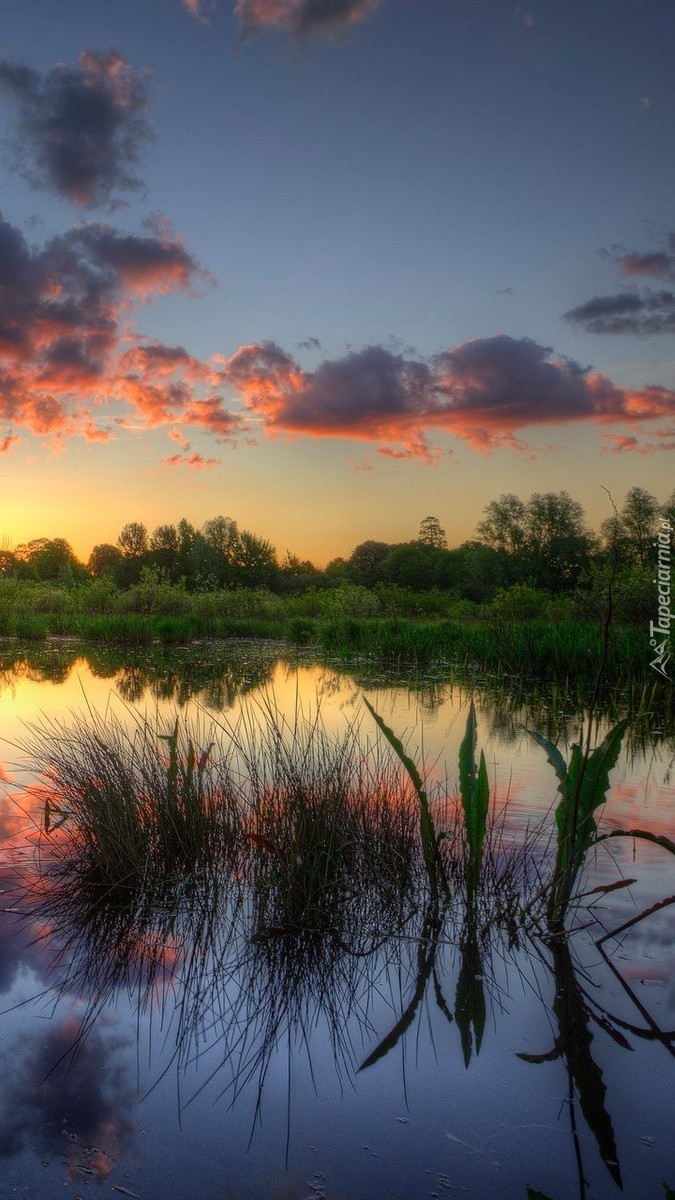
[660,489,675,529]
[117,522,150,586]
[235,530,278,589]
[379,542,456,591]
[117,522,149,559]
[88,543,124,578]
[15,537,85,583]
[621,486,660,565]
[524,491,593,589]
[477,494,527,557]
[346,540,395,587]
[150,524,179,579]
[418,516,448,550]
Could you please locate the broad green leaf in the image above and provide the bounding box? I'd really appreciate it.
[529,731,568,789]
[458,702,478,811]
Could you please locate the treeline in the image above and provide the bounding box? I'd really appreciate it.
[2,486,673,603]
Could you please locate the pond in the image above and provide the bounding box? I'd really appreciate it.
[0,642,673,1200]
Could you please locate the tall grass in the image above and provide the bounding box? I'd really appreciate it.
[22,707,241,900]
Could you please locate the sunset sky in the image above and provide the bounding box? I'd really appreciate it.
[0,0,674,564]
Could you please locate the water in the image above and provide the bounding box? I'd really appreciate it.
[0,642,673,1200]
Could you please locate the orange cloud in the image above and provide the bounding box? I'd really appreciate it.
[168,426,191,448]
[0,214,222,446]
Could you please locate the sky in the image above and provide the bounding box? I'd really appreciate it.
[0,0,674,565]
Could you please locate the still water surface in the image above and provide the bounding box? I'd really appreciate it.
[0,643,673,1200]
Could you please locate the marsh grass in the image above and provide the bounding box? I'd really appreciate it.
[22,705,241,901]
[217,697,424,941]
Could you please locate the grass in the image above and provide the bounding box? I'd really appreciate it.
[16,685,674,946]
[22,705,241,901]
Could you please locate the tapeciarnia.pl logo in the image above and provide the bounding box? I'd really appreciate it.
[649,518,672,680]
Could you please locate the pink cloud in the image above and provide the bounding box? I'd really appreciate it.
[168,427,191,448]
[162,451,220,469]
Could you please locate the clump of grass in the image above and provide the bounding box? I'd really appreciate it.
[24,707,241,901]
[228,699,422,942]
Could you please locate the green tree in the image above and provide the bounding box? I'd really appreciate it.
[621,486,660,565]
[379,542,456,591]
[16,537,85,584]
[88,543,124,579]
[117,521,149,559]
[477,494,527,557]
[117,522,150,586]
[150,524,179,579]
[418,515,448,550]
[660,489,675,529]
[346,540,395,587]
[524,491,592,589]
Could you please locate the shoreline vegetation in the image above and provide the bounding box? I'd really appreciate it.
[0,485,671,701]
[0,573,667,695]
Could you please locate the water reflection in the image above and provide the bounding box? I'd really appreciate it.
[0,1017,136,1182]
[1,643,673,760]
[0,644,673,1198]
[8,839,675,1199]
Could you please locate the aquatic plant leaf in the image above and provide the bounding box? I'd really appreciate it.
[455,929,485,1068]
[526,1189,556,1200]
[458,704,490,880]
[577,719,630,821]
[517,1047,561,1064]
[529,731,568,789]
[663,1183,675,1200]
[363,697,444,896]
[364,697,426,798]
[472,749,489,856]
[458,701,478,808]
[541,717,630,920]
[595,828,675,857]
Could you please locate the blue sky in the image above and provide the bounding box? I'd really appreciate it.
[0,0,673,562]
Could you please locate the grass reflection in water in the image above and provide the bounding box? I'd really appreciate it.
[7,696,675,1199]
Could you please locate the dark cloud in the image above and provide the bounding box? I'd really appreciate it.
[0,50,151,208]
[220,333,675,457]
[566,232,675,333]
[565,290,675,334]
[233,0,380,39]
